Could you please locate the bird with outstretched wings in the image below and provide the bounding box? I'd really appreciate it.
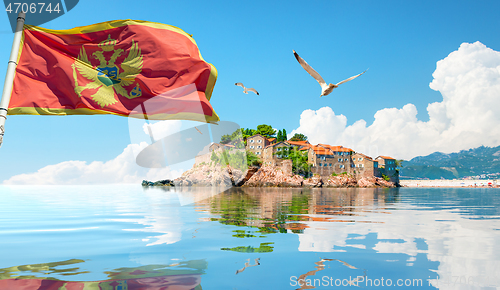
[293,50,367,97]
[235,82,259,95]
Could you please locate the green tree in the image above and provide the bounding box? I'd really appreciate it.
[244,128,257,137]
[282,129,287,141]
[256,124,276,138]
[277,130,283,142]
[283,148,312,177]
[246,151,262,167]
[219,129,245,148]
[290,133,307,141]
[220,134,231,144]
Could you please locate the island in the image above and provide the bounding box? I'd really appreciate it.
[143,124,400,188]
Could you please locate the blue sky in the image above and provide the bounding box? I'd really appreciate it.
[1,0,500,183]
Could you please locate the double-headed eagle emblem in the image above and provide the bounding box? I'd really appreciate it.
[71,35,143,108]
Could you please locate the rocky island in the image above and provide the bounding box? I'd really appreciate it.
[142,126,400,188]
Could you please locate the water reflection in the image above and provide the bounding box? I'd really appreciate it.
[294,258,366,290]
[0,259,206,290]
[235,258,260,275]
[1,185,499,289]
[202,187,398,235]
[197,187,500,289]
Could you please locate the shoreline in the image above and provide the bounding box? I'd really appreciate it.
[400,179,499,188]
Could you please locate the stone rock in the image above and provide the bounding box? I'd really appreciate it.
[303,175,323,187]
[242,165,303,187]
[142,179,174,187]
[323,174,358,188]
[236,166,259,186]
[374,177,396,188]
[357,176,377,187]
[174,163,244,187]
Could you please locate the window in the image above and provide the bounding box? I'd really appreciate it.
[344,158,348,162]
[358,164,364,168]
[250,146,254,149]
[338,158,342,162]
[329,163,332,167]
[258,140,262,143]
[358,158,362,161]
[277,148,282,151]
[250,140,254,143]
[257,146,262,149]
[339,165,345,169]
[319,163,322,166]
[256,152,261,155]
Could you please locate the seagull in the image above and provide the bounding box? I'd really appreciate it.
[235,82,259,95]
[293,50,367,97]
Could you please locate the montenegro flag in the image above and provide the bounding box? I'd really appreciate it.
[8,20,219,123]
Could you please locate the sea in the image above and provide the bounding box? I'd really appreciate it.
[0,185,499,289]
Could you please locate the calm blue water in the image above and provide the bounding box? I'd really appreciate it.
[0,185,499,289]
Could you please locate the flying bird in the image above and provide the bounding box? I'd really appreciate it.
[235,83,259,95]
[293,50,367,97]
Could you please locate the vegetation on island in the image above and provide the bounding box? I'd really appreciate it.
[282,148,312,177]
[290,133,308,141]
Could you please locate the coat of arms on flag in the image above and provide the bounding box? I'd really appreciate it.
[72,35,144,107]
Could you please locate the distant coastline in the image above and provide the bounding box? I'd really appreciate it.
[400,179,499,188]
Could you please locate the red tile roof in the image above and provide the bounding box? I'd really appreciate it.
[353,153,372,160]
[263,141,289,149]
[318,144,353,152]
[377,156,395,160]
[287,141,310,147]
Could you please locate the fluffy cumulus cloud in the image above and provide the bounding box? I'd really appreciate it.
[291,42,500,159]
[3,143,183,185]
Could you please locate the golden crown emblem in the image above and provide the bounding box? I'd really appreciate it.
[98,35,117,51]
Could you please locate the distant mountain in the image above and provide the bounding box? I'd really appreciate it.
[401,145,500,179]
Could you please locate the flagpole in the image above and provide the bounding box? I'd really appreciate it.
[0,11,26,148]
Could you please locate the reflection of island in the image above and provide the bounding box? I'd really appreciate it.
[0,259,206,290]
[199,187,500,289]
[199,187,398,235]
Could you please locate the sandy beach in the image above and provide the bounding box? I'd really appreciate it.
[400,179,499,187]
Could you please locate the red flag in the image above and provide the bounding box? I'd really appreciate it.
[8,20,219,122]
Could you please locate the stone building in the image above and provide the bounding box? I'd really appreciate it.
[375,156,399,183]
[351,153,379,178]
[262,141,292,166]
[246,134,274,158]
[305,145,354,177]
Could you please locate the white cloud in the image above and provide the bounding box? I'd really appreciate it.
[142,120,182,140]
[291,42,500,159]
[3,143,183,185]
